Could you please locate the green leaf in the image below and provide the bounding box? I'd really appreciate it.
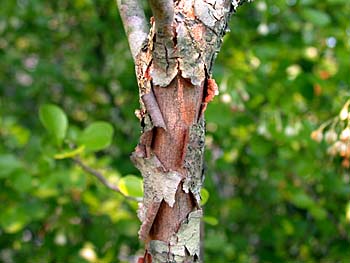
[290,192,314,209]
[203,216,218,226]
[309,206,327,220]
[301,9,331,26]
[79,121,114,151]
[0,206,30,234]
[54,145,85,159]
[67,125,82,142]
[0,154,21,178]
[118,175,143,198]
[11,170,32,192]
[200,188,210,206]
[39,104,68,146]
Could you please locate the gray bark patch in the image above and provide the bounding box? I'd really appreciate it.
[183,118,205,205]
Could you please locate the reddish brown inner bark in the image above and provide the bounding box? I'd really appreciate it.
[149,75,204,242]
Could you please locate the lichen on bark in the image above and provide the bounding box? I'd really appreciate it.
[183,118,205,205]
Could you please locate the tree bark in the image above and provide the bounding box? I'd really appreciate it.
[116,0,249,262]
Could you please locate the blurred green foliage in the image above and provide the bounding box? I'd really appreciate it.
[1,0,350,262]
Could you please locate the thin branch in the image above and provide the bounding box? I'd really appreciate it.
[116,0,149,61]
[73,157,141,202]
[148,0,174,37]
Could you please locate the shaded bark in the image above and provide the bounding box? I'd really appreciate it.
[116,0,249,262]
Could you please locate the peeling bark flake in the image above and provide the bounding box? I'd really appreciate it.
[204,78,219,103]
[131,153,183,240]
[201,77,219,114]
[170,210,202,259]
[148,210,202,263]
[142,91,167,129]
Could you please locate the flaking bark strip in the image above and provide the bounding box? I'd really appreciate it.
[142,91,167,129]
[183,118,205,205]
[148,210,202,262]
[138,201,162,241]
[131,153,183,240]
[170,210,202,261]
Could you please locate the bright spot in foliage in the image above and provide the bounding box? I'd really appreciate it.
[54,232,67,246]
[346,202,350,223]
[286,64,302,80]
[304,46,318,60]
[311,129,323,142]
[339,107,348,121]
[257,23,269,35]
[79,244,97,262]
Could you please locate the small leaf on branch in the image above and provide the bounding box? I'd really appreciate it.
[203,216,218,226]
[118,175,143,198]
[79,121,114,151]
[39,104,68,146]
[200,188,210,206]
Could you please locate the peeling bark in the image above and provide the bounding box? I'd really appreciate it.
[116,0,250,262]
[149,210,202,262]
[142,91,167,130]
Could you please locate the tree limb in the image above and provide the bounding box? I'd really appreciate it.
[73,157,141,202]
[148,0,174,37]
[116,0,149,61]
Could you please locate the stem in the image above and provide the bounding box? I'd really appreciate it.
[73,157,141,202]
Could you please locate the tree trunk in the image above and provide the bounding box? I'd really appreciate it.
[116,0,248,262]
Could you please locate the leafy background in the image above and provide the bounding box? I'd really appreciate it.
[1,0,350,262]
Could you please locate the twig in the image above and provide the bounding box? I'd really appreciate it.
[73,157,141,202]
[116,0,149,61]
